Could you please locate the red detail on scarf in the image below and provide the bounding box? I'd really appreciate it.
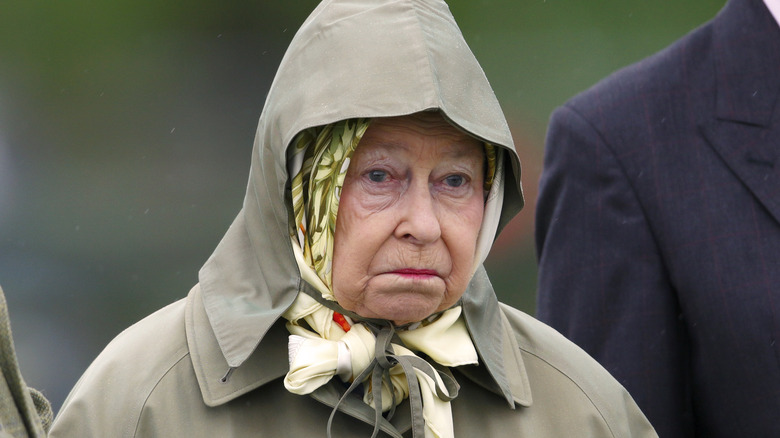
[333,312,351,332]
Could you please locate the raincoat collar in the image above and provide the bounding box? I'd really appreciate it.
[186,277,532,410]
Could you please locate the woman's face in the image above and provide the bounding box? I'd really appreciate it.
[332,112,485,325]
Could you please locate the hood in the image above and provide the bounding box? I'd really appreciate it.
[198,0,525,374]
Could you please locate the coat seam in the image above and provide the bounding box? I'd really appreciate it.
[518,347,617,438]
[409,0,439,106]
[132,351,191,437]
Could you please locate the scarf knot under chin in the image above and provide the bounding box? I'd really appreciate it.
[283,290,478,438]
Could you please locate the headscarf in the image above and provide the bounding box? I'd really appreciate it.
[282,117,502,438]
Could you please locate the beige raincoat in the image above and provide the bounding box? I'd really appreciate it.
[50,0,656,436]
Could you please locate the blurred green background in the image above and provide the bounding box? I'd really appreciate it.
[0,0,724,411]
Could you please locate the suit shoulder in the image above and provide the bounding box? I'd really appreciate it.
[565,18,715,118]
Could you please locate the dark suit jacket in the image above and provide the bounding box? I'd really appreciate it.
[535,0,780,436]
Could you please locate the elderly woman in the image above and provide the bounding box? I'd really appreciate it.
[50,0,656,437]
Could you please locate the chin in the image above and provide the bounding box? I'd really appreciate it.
[365,297,442,326]
[358,306,431,326]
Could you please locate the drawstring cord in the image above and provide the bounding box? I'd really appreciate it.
[219,367,236,383]
[325,324,460,438]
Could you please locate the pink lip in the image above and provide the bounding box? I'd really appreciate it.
[390,268,439,277]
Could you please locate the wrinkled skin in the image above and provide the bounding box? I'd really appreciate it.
[332,112,485,325]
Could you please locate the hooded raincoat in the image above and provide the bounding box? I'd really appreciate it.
[50,0,656,436]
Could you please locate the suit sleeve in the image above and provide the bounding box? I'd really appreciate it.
[535,105,694,437]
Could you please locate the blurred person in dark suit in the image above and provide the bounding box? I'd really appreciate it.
[536,0,780,436]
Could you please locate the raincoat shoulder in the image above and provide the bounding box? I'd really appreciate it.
[48,285,290,438]
[48,297,192,437]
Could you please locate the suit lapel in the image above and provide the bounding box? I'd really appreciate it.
[702,121,780,222]
[701,0,780,224]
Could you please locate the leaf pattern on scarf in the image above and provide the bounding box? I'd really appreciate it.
[290,119,370,291]
[484,142,496,191]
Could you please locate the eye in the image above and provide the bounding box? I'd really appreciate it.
[444,174,466,187]
[367,170,387,182]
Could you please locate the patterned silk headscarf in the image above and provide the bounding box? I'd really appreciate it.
[289,119,370,294]
[284,117,499,438]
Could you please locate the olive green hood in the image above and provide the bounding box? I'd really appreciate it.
[198,0,525,405]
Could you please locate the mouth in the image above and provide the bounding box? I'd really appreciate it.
[389,268,440,279]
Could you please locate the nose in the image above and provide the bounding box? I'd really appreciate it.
[394,181,441,244]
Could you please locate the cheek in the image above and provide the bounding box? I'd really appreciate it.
[331,223,360,309]
[334,192,383,256]
[332,192,386,307]
[450,197,484,250]
[443,198,484,286]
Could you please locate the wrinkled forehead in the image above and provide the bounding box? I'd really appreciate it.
[368,112,480,140]
[355,113,485,162]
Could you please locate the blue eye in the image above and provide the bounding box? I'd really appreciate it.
[367,170,387,182]
[444,175,465,187]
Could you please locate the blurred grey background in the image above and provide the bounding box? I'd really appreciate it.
[0,0,724,412]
